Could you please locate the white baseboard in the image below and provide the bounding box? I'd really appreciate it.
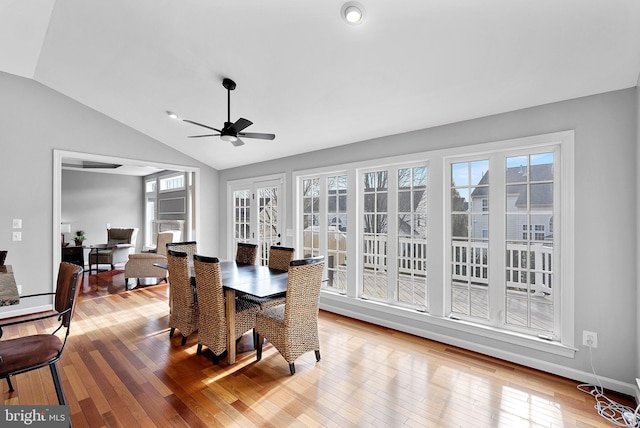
[0,304,53,320]
[320,296,637,398]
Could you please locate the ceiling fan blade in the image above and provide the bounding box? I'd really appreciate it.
[231,138,245,147]
[238,132,276,140]
[228,118,253,134]
[188,134,220,138]
[182,119,222,133]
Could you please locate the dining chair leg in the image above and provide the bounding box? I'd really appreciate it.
[289,363,295,375]
[196,344,202,354]
[6,376,14,392]
[181,335,188,346]
[256,334,262,361]
[169,327,175,338]
[50,363,66,405]
[315,350,321,361]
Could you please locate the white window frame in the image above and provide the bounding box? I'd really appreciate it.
[227,173,286,262]
[292,130,575,358]
[159,173,185,192]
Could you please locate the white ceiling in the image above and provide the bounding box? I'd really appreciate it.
[3,0,640,170]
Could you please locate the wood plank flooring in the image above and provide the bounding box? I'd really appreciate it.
[1,269,635,427]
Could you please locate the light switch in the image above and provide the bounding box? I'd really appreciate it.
[12,219,22,229]
[12,231,21,241]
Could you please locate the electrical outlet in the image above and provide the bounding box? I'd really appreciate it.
[583,330,598,348]
[12,231,21,241]
[12,218,22,229]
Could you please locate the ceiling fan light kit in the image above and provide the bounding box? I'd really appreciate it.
[167,78,275,147]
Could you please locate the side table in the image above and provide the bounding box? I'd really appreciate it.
[62,245,85,268]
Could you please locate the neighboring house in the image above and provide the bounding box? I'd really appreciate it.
[470,164,553,240]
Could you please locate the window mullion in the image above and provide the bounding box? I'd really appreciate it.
[387,168,399,301]
[488,153,506,327]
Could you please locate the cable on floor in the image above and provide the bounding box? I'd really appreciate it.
[577,346,639,427]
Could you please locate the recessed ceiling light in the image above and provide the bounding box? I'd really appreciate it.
[341,2,366,25]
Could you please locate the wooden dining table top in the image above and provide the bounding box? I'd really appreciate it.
[154,260,289,298]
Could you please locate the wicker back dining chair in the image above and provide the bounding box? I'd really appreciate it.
[166,241,198,263]
[0,262,83,404]
[167,249,198,345]
[239,245,294,310]
[267,246,295,271]
[235,242,258,265]
[193,254,261,364]
[255,256,325,375]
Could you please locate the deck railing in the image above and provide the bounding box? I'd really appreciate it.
[363,236,553,296]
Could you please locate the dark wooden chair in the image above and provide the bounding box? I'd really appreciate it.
[0,262,83,404]
[255,256,325,375]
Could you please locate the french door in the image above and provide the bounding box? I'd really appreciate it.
[230,177,284,266]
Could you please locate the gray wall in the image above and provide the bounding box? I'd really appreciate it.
[0,71,219,314]
[219,87,638,393]
[61,169,144,251]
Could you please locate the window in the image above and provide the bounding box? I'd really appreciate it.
[448,149,558,336]
[159,174,185,192]
[299,173,349,293]
[302,178,320,258]
[362,170,389,299]
[227,176,284,266]
[505,152,555,333]
[233,190,251,243]
[292,131,572,351]
[397,167,428,310]
[144,178,157,248]
[450,160,490,319]
[327,175,348,292]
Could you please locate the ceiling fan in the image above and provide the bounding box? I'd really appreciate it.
[167,78,275,147]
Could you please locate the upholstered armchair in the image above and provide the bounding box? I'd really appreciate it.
[90,228,138,272]
[124,231,180,289]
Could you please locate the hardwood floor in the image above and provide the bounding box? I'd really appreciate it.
[1,268,635,427]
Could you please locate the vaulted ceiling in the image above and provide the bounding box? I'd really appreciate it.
[3,0,640,170]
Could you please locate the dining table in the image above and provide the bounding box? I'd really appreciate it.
[156,260,289,364]
[0,265,20,307]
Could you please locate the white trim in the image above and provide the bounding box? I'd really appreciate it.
[0,304,53,320]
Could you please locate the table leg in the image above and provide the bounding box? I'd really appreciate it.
[225,288,237,364]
